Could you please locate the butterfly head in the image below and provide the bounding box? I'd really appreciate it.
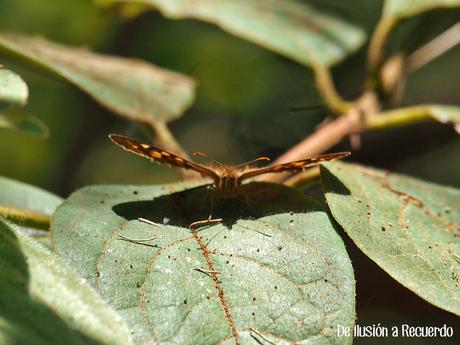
[207,156,271,196]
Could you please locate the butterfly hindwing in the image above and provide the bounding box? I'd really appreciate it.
[109,134,219,179]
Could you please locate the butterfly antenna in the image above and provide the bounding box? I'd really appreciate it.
[193,152,224,167]
[235,156,270,168]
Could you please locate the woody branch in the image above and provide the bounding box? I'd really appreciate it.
[258,22,460,185]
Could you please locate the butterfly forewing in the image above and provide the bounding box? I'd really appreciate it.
[238,151,350,180]
[109,134,350,194]
[108,134,219,180]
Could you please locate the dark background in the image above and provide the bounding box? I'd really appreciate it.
[0,0,459,343]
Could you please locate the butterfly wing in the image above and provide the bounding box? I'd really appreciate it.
[109,134,219,180]
[239,151,350,180]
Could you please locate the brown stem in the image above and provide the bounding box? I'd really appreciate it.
[257,91,380,184]
[257,18,459,187]
[257,111,361,183]
[407,22,460,73]
[277,114,359,162]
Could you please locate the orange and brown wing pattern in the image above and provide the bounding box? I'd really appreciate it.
[239,151,350,180]
[108,134,219,179]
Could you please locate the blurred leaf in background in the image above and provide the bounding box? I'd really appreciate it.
[0,0,459,342]
[0,0,119,193]
[0,0,459,194]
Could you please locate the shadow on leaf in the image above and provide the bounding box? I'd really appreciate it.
[320,165,351,196]
[112,182,321,228]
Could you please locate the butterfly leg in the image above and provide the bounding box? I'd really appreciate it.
[188,187,222,230]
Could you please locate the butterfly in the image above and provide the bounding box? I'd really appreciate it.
[109,134,350,197]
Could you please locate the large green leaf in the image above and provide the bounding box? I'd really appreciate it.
[322,162,460,316]
[98,0,366,67]
[51,182,355,344]
[383,0,460,19]
[0,112,49,137]
[0,68,28,106]
[0,33,196,125]
[0,176,62,230]
[0,220,133,345]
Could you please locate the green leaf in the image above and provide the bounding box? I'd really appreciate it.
[322,162,460,316]
[0,68,28,106]
[0,68,48,136]
[0,220,133,345]
[425,104,460,126]
[383,0,460,20]
[0,175,62,230]
[51,182,355,344]
[0,112,49,137]
[97,0,366,67]
[0,33,196,125]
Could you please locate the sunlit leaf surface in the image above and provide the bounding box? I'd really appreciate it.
[0,220,133,345]
[322,162,460,316]
[0,176,62,230]
[0,68,28,106]
[52,182,355,344]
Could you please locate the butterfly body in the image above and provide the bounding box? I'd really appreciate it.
[212,166,248,197]
[108,134,350,197]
